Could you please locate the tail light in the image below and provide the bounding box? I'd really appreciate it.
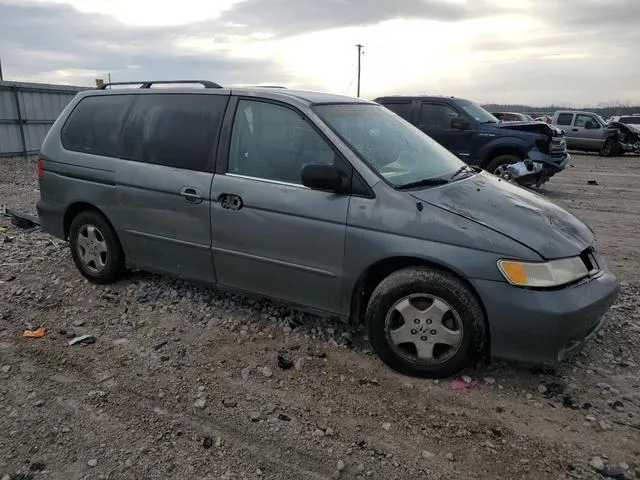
[37,156,44,179]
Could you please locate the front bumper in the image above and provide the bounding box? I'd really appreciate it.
[471,263,619,365]
[509,149,569,187]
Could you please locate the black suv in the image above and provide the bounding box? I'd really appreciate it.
[374,95,569,187]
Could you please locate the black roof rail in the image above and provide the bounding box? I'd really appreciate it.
[96,80,222,90]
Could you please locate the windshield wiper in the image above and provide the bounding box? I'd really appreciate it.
[479,120,497,124]
[396,178,449,190]
[449,164,475,180]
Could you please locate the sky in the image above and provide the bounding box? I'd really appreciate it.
[0,0,639,106]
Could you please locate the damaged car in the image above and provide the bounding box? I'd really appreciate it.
[491,111,535,122]
[375,95,569,188]
[551,110,624,156]
[604,121,640,156]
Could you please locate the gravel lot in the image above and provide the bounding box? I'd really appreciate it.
[1,153,639,480]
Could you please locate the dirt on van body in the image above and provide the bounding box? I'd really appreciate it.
[1,154,639,480]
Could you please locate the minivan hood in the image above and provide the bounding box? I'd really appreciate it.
[409,173,594,259]
[495,121,564,137]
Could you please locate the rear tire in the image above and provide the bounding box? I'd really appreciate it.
[69,210,124,284]
[485,155,520,179]
[366,267,487,378]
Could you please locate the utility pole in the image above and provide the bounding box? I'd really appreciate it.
[0,58,4,81]
[356,44,364,98]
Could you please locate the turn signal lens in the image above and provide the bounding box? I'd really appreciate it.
[499,261,527,285]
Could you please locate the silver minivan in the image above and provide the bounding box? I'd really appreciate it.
[36,80,619,378]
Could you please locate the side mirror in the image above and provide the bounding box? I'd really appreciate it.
[451,117,470,130]
[301,163,344,193]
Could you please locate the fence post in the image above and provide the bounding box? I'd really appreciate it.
[12,86,28,160]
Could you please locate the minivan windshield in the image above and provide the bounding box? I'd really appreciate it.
[313,104,469,188]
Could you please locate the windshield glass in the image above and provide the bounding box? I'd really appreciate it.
[457,100,499,123]
[313,104,467,188]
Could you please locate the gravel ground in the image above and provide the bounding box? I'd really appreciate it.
[1,154,639,480]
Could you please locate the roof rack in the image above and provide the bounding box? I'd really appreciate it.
[96,80,222,90]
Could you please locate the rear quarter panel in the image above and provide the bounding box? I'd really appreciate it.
[38,92,119,238]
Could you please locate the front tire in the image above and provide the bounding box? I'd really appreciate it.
[69,210,124,284]
[485,155,520,179]
[366,267,487,378]
[599,138,616,157]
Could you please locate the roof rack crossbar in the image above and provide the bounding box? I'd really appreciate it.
[96,80,223,90]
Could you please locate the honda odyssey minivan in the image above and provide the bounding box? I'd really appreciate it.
[36,80,619,378]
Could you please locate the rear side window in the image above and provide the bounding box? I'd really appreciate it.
[121,94,228,171]
[382,102,412,121]
[556,113,573,125]
[61,95,131,157]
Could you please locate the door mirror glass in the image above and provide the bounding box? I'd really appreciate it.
[301,163,344,192]
[451,117,470,130]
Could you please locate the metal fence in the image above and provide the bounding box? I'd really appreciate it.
[0,81,90,158]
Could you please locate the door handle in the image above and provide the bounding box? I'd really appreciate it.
[180,187,203,203]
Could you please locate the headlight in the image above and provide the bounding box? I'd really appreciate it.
[498,256,589,288]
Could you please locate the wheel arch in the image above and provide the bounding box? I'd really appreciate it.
[63,202,115,240]
[479,142,528,168]
[350,257,486,319]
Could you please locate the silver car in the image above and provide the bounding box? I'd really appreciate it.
[36,80,619,378]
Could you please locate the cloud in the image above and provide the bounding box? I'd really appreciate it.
[1,0,640,105]
[0,0,290,86]
[212,0,510,38]
[541,0,640,30]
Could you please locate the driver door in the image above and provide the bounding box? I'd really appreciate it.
[572,114,602,150]
[417,102,474,161]
[210,98,350,314]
